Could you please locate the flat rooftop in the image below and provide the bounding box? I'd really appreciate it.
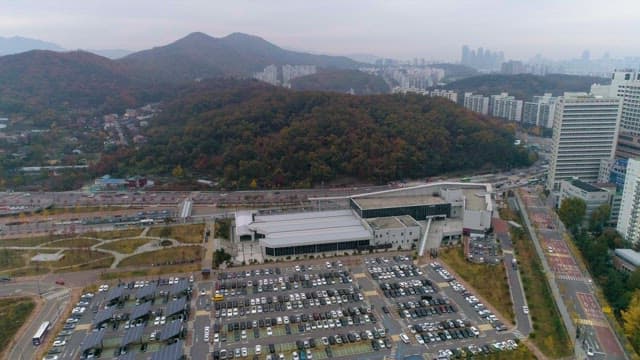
[569,179,606,193]
[353,195,446,210]
[463,189,491,211]
[367,215,420,230]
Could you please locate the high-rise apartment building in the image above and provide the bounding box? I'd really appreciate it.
[489,93,523,122]
[547,93,622,190]
[591,69,640,135]
[522,93,557,128]
[463,92,489,115]
[617,158,640,245]
[429,89,458,103]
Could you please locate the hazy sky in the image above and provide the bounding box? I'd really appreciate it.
[1,0,639,61]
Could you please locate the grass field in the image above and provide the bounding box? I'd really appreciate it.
[0,297,35,353]
[101,263,201,280]
[43,238,100,248]
[87,228,142,240]
[54,256,114,272]
[148,224,204,243]
[117,246,202,267]
[99,238,151,254]
[53,250,113,269]
[0,249,28,271]
[475,344,537,359]
[440,246,515,324]
[0,235,64,247]
[510,222,572,358]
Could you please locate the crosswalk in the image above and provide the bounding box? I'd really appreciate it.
[512,330,525,339]
[556,275,587,282]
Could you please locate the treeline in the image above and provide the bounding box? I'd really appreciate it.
[290,69,390,94]
[441,73,608,100]
[96,79,533,188]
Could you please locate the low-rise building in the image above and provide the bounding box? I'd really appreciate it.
[613,249,640,273]
[559,179,611,219]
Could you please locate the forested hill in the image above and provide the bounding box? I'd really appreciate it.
[290,69,390,94]
[97,79,533,188]
[442,73,608,100]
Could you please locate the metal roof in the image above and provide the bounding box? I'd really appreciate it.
[117,353,136,360]
[81,329,106,352]
[130,302,152,320]
[615,249,640,267]
[136,283,157,299]
[120,326,144,347]
[165,297,187,317]
[105,286,125,303]
[252,210,371,248]
[169,280,189,296]
[92,307,115,327]
[159,321,183,341]
[151,340,184,360]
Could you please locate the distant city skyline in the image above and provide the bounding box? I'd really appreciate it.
[1,0,639,62]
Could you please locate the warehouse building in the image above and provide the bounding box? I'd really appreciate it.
[236,182,494,258]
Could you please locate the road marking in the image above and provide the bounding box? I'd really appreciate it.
[478,324,493,331]
[196,310,209,316]
[353,273,366,279]
[75,324,91,330]
[576,318,608,327]
[437,282,449,287]
[363,290,377,297]
[502,250,513,254]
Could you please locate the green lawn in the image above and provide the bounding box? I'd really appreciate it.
[440,246,515,324]
[117,246,202,267]
[0,297,35,353]
[87,228,143,240]
[99,238,151,254]
[43,238,100,248]
[147,224,205,243]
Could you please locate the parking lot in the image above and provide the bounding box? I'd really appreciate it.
[41,255,527,360]
[43,276,193,360]
[212,260,390,360]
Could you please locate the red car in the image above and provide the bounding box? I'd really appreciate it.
[55,279,65,285]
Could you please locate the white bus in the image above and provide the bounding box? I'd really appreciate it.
[140,218,155,225]
[32,321,50,346]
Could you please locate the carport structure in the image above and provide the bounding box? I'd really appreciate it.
[165,297,188,318]
[120,325,145,348]
[168,279,190,298]
[151,340,185,360]
[135,283,157,302]
[159,321,185,342]
[80,329,106,357]
[105,286,126,305]
[129,302,152,322]
[92,307,115,328]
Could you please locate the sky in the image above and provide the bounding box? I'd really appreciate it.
[1,0,639,62]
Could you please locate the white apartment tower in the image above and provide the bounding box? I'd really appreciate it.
[547,92,622,190]
[523,93,557,128]
[617,158,640,245]
[463,92,489,115]
[591,69,640,135]
[490,93,523,122]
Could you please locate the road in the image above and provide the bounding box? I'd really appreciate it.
[515,188,627,360]
[2,281,70,360]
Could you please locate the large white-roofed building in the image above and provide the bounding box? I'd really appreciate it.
[235,182,494,259]
[249,210,372,258]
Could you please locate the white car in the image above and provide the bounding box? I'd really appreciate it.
[213,333,219,342]
[400,333,410,344]
[415,334,424,345]
[200,289,206,296]
[522,306,529,314]
[53,339,66,347]
[255,345,262,355]
[267,327,273,336]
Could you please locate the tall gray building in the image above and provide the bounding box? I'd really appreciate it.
[547,93,622,191]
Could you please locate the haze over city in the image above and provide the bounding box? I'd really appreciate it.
[1,0,640,61]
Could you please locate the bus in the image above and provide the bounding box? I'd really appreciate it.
[213,294,224,302]
[140,218,155,225]
[32,321,50,346]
